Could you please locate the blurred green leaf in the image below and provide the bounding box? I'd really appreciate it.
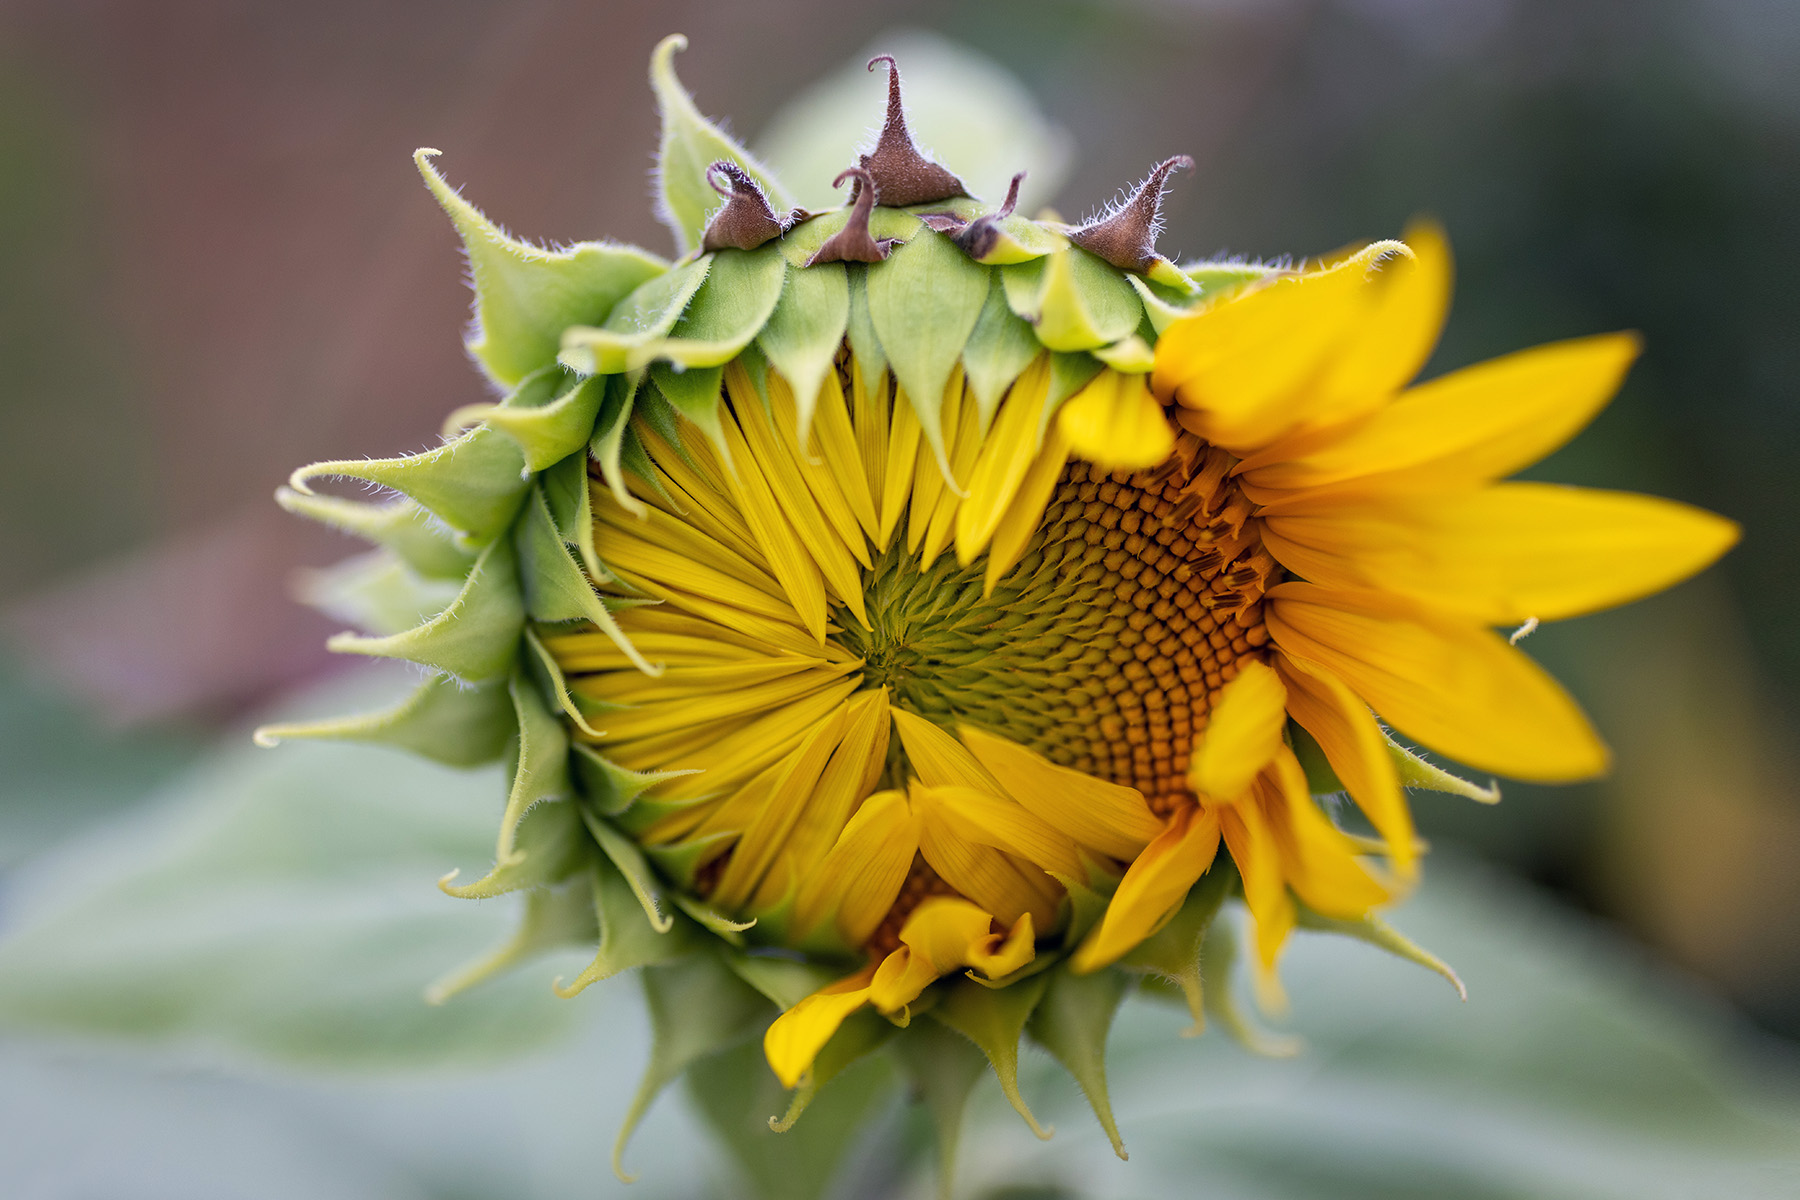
[0,666,584,1069]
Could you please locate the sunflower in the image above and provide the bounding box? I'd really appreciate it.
[260,35,1738,1189]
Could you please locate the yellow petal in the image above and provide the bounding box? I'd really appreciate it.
[959,725,1163,861]
[763,965,876,1088]
[1242,333,1641,496]
[792,788,918,946]
[1274,655,1414,875]
[956,355,1052,564]
[914,787,1062,929]
[1187,660,1289,801]
[912,783,1086,878]
[1072,805,1221,972]
[868,898,1035,1011]
[983,418,1073,595]
[890,708,1006,792]
[1057,370,1176,470]
[1219,799,1294,978]
[1261,482,1740,624]
[1267,582,1609,782]
[1261,749,1391,920]
[1151,244,1397,452]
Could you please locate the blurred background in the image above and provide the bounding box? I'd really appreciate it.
[1,0,1798,1195]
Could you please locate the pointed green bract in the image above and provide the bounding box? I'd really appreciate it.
[483,372,605,473]
[325,537,525,683]
[866,228,990,474]
[589,371,647,515]
[930,972,1053,1139]
[560,256,712,376]
[540,450,608,580]
[895,1015,991,1200]
[254,671,511,769]
[288,365,545,541]
[962,274,1041,428]
[297,550,463,637]
[1296,905,1467,1000]
[1199,916,1303,1058]
[639,244,788,370]
[651,35,794,255]
[1389,736,1502,803]
[275,491,475,580]
[522,626,604,737]
[570,743,693,819]
[758,259,849,437]
[650,362,729,457]
[1117,867,1232,1034]
[513,483,655,675]
[416,149,668,388]
[615,951,771,1182]
[1028,963,1129,1159]
[845,266,887,390]
[554,865,694,999]
[1002,244,1145,352]
[769,1007,893,1133]
[584,808,675,934]
[427,877,599,1005]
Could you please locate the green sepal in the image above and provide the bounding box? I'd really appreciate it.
[1145,256,1198,292]
[1179,259,1278,298]
[650,361,730,459]
[650,34,795,256]
[633,244,787,373]
[969,214,1064,265]
[675,893,757,944]
[1294,904,1467,1000]
[522,625,604,738]
[614,950,772,1182]
[415,149,668,388]
[275,491,475,580]
[866,228,990,476]
[588,371,648,516]
[1027,963,1129,1160]
[570,742,692,819]
[553,862,694,999]
[1093,333,1155,373]
[687,1038,896,1200]
[894,1014,991,1200]
[1055,870,1116,949]
[559,256,712,376]
[757,259,849,437]
[845,266,887,390]
[642,830,735,890]
[439,669,578,901]
[1389,735,1502,803]
[1116,866,1232,1035]
[253,671,510,769]
[325,536,524,683]
[288,369,555,541]
[482,371,604,473]
[514,482,657,675]
[426,872,599,1005]
[1199,912,1302,1058]
[582,808,674,934]
[724,952,844,1011]
[929,972,1053,1139]
[297,550,462,637]
[769,1007,894,1133]
[539,453,607,583]
[1003,245,1144,352]
[961,273,1041,429]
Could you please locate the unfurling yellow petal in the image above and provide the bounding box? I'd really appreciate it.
[1275,656,1415,875]
[1242,333,1640,498]
[1056,370,1176,469]
[959,725,1163,861]
[792,788,918,946]
[869,896,1036,1010]
[1218,798,1294,1004]
[764,965,877,1088]
[1187,660,1289,801]
[1072,805,1221,973]
[1262,748,1391,920]
[1261,483,1741,624]
[1267,582,1609,782]
[1305,221,1451,422]
[956,355,1053,564]
[890,708,1006,792]
[912,784,1087,879]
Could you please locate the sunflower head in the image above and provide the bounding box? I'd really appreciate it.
[259,33,1738,1193]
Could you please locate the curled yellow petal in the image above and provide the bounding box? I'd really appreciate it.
[1187,660,1289,801]
[1056,370,1175,469]
[1072,805,1221,973]
[763,965,876,1089]
[959,725,1162,861]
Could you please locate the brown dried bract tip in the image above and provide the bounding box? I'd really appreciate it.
[700,161,796,252]
[920,170,1024,260]
[807,167,903,265]
[851,55,969,209]
[1068,155,1195,273]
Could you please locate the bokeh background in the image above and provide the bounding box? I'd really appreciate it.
[2,1,1798,1196]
